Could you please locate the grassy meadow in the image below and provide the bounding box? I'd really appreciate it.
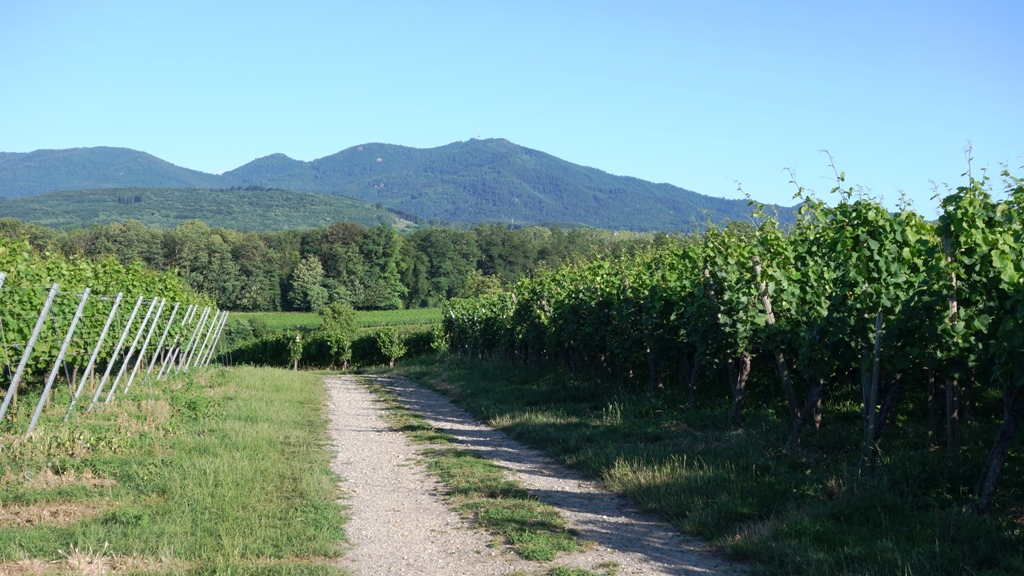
[0,366,347,575]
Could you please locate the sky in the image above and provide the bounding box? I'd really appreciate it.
[1,0,1021,217]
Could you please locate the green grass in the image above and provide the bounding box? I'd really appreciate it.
[231,308,440,333]
[392,355,1024,576]
[352,308,442,328]
[0,366,347,575]
[358,377,586,562]
[232,311,323,332]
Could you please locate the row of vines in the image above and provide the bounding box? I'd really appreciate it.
[0,238,218,435]
[444,166,1024,513]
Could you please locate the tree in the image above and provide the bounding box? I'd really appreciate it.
[460,269,503,298]
[475,224,542,283]
[375,327,406,368]
[227,232,282,311]
[288,331,303,371]
[358,225,407,309]
[289,255,328,311]
[399,241,432,308]
[407,228,480,304]
[319,301,358,370]
[163,221,241,308]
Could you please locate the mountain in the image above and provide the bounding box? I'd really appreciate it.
[220,153,308,184]
[0,187,416,232]
[0,147,221,198]
[0,139,792,231]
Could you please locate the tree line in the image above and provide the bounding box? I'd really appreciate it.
[0,218,658,312]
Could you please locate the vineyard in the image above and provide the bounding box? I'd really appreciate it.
[444,166,1024,514]
[230,307,442,334]
[0,238,220,435]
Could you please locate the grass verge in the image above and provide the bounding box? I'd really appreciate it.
[0,366,347,575]
[358,377,586,562]
[391,354,1024,576]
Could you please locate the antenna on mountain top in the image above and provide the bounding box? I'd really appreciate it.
[477,128,481,139]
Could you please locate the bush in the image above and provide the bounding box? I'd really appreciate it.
[225,324,439,370]
[248,317,270,340]
[318,302,357,370]
[403,328,439,357]
[375,327,407,368]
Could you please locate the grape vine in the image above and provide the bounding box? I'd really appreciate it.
[444,166,1024,512]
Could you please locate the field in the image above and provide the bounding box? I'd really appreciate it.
[0,366,347,575]
[231,308,441,333]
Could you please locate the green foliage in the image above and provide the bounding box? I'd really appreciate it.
[232,312,322,332]
[318,302,357,369]
[0,187,413,232]
[442,165,1024,516]
[0,237,210,403]
[4,213,665,313]
[401,227,481,306]
[374,327,407,368]
[289,256,329,312]
[461,269,504,298]
[356,225,407,310]
[354,307,442,329]
[248,317,270,340]
[225,309,441,369]
[287,331,304,367]
[0,147,222,199]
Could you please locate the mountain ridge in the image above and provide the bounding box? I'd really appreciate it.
[0,139,792,231]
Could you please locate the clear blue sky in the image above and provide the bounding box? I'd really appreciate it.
[2,0,1021,216]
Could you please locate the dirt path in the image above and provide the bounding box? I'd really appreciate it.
[326,375,746,576]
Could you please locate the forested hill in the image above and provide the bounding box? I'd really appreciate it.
[0,187,416,232]
[0,139,793,231]
[0,147,221,198]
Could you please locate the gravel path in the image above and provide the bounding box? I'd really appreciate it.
[326,374,747,576]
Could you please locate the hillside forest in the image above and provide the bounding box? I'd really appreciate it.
[0,140,787,231]
[0,217,663,313]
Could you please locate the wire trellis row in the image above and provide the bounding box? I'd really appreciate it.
[0,281,227,437]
